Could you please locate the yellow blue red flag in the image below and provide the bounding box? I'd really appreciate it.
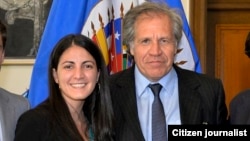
[28,0,201,108]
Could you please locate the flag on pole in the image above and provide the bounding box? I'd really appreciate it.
[81,0,141,74]
[149,0,202,72]
[28,0,135,108]
[28,0,100,108]
[28,0,201,108]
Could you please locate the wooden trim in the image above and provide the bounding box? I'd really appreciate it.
[215,24,250,77]
[2,59,35,65]
[190,0,207,73]
[208,3,250,10]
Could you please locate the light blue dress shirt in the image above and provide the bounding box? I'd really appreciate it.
[135,66,181,141]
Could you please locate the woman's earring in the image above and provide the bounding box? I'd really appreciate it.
[98,83,100,91]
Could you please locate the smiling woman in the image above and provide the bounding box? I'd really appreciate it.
[14,34,115,141]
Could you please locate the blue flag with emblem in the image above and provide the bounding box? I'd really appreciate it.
[28,0,201,108]
[28,0,100,108]
[149,0,202,72]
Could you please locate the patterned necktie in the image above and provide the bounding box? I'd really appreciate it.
[149,83,167,141]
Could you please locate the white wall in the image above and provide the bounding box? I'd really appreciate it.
[0,0,190,95]
[181,0,190,22]
[0,60,33,94]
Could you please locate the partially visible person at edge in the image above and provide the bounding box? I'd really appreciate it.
[229,32,250,124]
[0,20,30,141]
[109,2,228,141]
[14,34,114,141]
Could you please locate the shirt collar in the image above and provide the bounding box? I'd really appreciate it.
[135,65,177,97]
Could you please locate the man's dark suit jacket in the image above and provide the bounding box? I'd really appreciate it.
[229,89,250,124]
[109,65,228,141]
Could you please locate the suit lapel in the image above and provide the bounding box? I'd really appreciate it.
[174,66,203,124]
[178,81,202,124]
[115,67,145,140]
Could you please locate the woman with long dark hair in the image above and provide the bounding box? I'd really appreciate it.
[14,34,114,141]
